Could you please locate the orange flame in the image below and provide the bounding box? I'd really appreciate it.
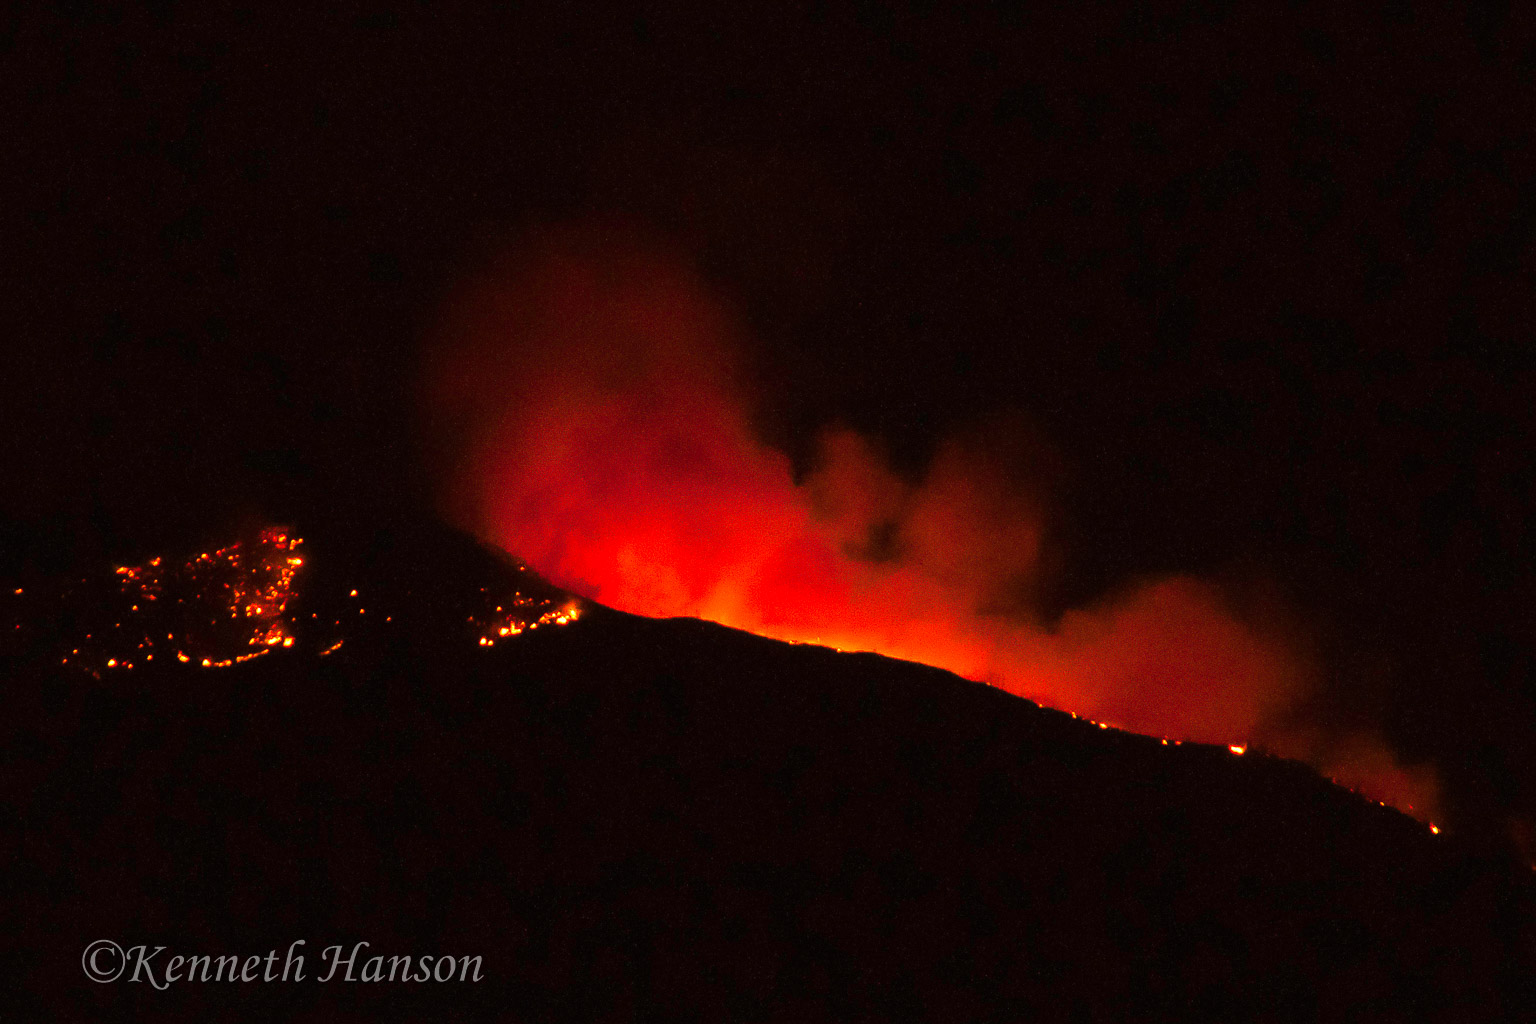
[426,228,1438,819]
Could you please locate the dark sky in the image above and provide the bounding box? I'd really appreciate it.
[3,4,1534,842]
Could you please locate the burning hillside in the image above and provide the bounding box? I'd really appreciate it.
[2,525,582,676]
[423,227,1438,819]
[1,530,1527,1020]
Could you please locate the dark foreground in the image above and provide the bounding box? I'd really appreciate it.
[2,526,1532,1021]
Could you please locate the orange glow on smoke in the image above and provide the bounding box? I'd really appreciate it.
[426,227,1438,819]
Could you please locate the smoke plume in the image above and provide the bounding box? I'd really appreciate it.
[422,225,1437,818]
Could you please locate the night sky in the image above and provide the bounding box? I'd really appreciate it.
[3,5,1534,844]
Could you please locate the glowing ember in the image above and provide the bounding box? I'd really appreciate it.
[4,525,580,674]
[1230,745,1247,756]
[468,589,582,647]
[47,527,310,675]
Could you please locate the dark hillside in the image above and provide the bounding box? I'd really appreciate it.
[2,525,1531,1021]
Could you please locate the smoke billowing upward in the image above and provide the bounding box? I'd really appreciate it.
[423,225,1437,818]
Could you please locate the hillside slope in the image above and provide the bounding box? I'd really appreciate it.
[2,523,1531,1020]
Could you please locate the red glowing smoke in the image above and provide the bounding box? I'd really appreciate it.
[423,226,1437,818]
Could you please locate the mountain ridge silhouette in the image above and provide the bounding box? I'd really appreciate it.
[3,518,1531,1020]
